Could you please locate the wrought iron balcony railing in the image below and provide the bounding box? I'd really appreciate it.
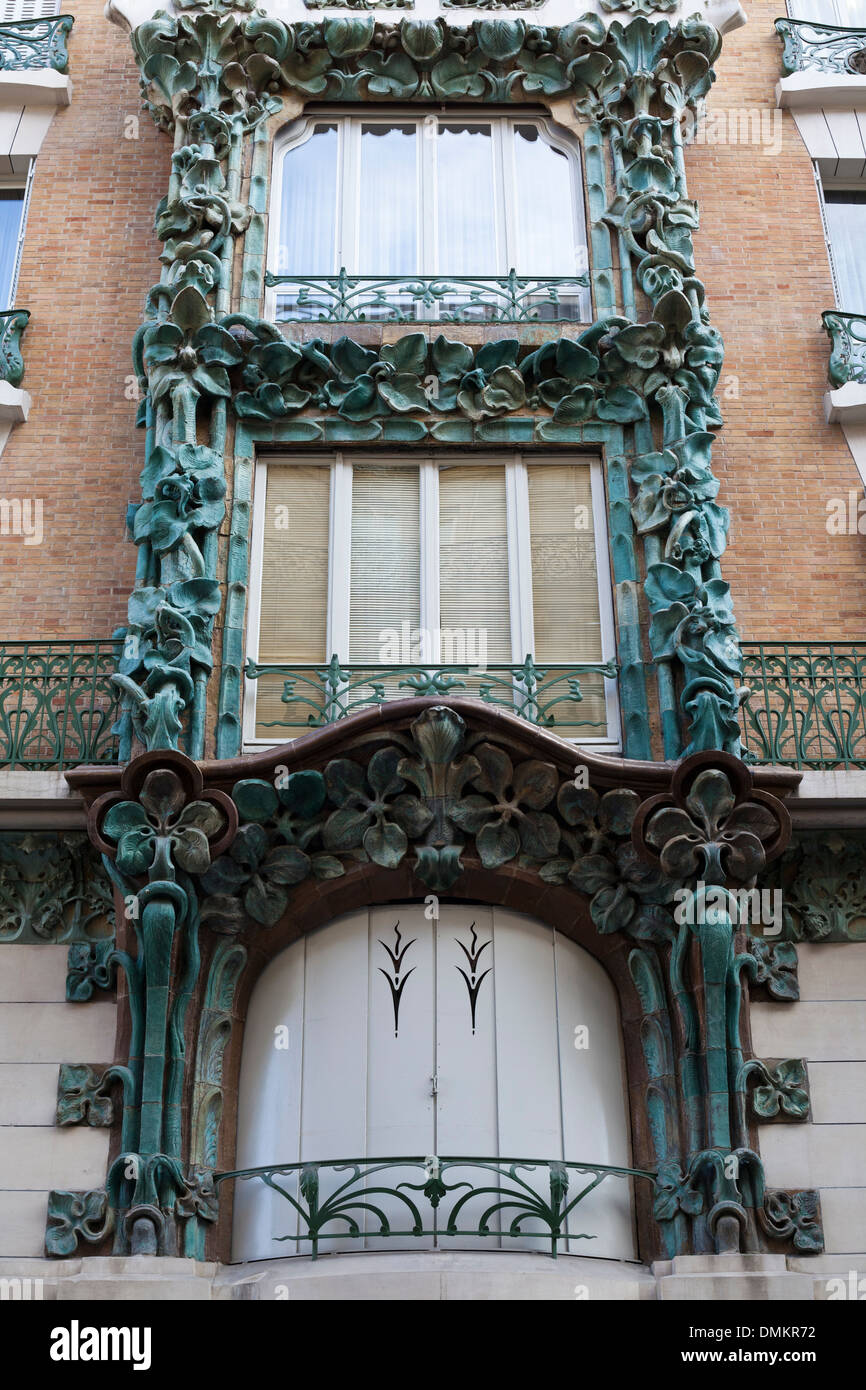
[0,310,29,388]
[740,642,866,769]
[775,17,866,76]
[266,269,591,324]
[0,15,73,73]
[822,310,866,388]
[0,641,122,771]
[245,655,616,736]
[215,1155,653,1260]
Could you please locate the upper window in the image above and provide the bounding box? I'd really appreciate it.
[824,191,866,312]
[789,0,866,23]
[0,0,60,17]
[0,188,27,311]
[269,113,590,322]
[245,453,618,746]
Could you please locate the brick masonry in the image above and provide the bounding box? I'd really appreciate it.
[0,0,862,652]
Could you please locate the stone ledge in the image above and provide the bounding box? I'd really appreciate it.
[0,382,31,426]
[825,382,866,427]
[777,71,866,110]
[0,70,72,108]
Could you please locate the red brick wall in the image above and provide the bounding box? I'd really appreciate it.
[1,0,862,650]
[687,0,866,640]
[0,0,167,636]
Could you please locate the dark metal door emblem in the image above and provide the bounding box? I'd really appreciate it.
[455,922,492,1035]
[378,921,416,1037]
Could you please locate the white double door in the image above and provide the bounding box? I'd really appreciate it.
[233,904,635,1261]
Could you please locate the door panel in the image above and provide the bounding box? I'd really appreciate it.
[436,907,499,1247]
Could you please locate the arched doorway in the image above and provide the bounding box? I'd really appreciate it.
[232,902,635,1262]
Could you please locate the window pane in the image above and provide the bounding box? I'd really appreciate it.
[437,124,496,275]
[0,190,25,310]
[278,124,338,278]
[359,124,418,275]
[256,465,330,735]
[513,125,577,276]
[439,466,511,667]
[824,192,866,314]
[528,465,606,735]
[350,466,420,664]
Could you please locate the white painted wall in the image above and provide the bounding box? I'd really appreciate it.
[752,943,866,1256]
[0,945,116,1257]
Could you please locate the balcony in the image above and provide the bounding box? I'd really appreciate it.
[740,642,866,770]
[0,310,29,426]
[0,15,73,74]
[822,311,866,426]
[776,17,866,78]
[0,640,122,771]
[244,655,618,744]
[267,269,591,326]
[215,1154,654,1260]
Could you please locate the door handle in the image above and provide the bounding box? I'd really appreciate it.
[429,1073,439,1096]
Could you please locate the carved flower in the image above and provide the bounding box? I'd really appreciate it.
[542,786,674,938]
[449,744,559,867]
[322,748,434,867]
[653,1159,703,1223]
[644,768,779,886]
[454,341,526,421]
[320,334,431,419]
[142,286,242,405]
[101,768,227,877]
[201,823,313,927]
[747,939,799,1002]
[748,1059,809,1120]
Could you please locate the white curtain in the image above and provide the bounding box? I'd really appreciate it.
[825,193,866,313]
[513,125,576,276]
[436,125,497,275]
[279,124,338,276]
[359,125,418,275]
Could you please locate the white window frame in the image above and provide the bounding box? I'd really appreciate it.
[266,108,591,317]
[814,168,866,310]
[787,0,866,24]
[244,451,621,751]
[0,165,34,310]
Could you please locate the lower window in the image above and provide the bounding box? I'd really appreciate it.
[245,451,619,746]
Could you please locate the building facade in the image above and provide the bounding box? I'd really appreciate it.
[0,0,865,1301]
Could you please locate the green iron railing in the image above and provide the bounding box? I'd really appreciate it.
[740,642,866,769]
[775,17,866,76]
[266,269,590,324]
[215,1155,653,1259]
[0,310,29,388]
[822,310,866,387]
[0,16,73,73]
[0,641,122,770]
[245,655,616,735]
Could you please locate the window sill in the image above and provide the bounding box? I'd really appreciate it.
[0,69,71,108]
[825,380,866,426]
[776,71,866,111]
[0,381,30,425]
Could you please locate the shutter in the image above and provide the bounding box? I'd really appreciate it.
[1,0,60,20]
[349,465,421,664]
[255,465,330,735]
[438,465,511,679]
[527,463,606,734]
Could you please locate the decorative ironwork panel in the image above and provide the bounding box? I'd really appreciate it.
[823,311,866,387]
[245,655,615,735]
[215,1154,654,1259]
[740,643,866,769]
[266,270,590,324]
[0,16,73,73]
[776,18,866,76]
[0,640,122,770]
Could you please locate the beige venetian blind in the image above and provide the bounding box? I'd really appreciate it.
[528,463,602,662]
[259,465,330,664]
[349,466,420,663]
[2,0,60,17]
[439,465,511,664]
